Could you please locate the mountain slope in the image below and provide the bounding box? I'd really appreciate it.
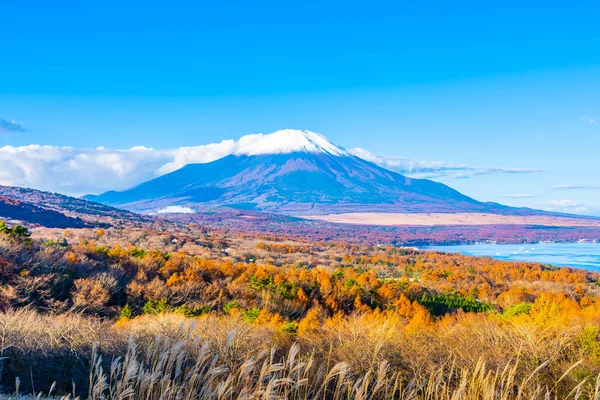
[0,185,149,226]
[0,195,87,228]
[85,129,510,215]
[87,152,486,213]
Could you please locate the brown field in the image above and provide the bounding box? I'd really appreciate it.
[304,212,600,227]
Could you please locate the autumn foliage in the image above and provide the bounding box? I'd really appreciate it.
[2,225,600,397]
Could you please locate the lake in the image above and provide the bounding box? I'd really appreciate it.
[422,243,600,271]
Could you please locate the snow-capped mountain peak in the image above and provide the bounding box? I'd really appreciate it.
[233,129,349,156]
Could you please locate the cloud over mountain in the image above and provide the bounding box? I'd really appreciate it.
[349,148,541,179]
[155,205,195,214]
[0,129,541,196]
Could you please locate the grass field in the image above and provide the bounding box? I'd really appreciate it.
[305,212,600,227]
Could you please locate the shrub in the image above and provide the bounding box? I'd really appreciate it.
[0,220,9,234]
[143,298,168,315]
[0,223,31,242]
[417,293,492,315]
[119,304,134,320]
[249,274,274,291]
[129,247,147,258]
[276,282,298,299]
[243,307,261,323]
[223,300,241,314]
[281,321,298,334]
[174,304,209,317]
[343,278,358,288]
[503,301,532,317]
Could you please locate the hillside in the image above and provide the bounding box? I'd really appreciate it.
[0,195,87,228]
[0,185,149,227]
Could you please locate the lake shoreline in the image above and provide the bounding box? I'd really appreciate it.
[422,242,600,271]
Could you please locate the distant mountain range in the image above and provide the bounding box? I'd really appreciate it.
[84,129,553,217]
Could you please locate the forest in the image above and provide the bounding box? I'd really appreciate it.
[2,223,600,399]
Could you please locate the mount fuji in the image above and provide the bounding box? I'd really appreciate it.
[84,130,538,216]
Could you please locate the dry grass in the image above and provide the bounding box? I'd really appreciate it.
[306,212,600,227]
[84,336,600,399]
[2,310,600,399]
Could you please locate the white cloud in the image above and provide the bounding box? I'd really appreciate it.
[0,140,244,196]
[0,129,543,197]
[0,144,172,195]
[547,199,581,207]
[535,199,594,215]
[155,205,195,214]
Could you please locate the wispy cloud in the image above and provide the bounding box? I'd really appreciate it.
[535,199,595,215]
[0,119,26,133]
[350,148,541,180]
[582,116,597,125]
[548,199,580,206]
[553,184,600,190]
[503,193,535,199]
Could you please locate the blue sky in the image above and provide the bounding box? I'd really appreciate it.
[1,1,600,214]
